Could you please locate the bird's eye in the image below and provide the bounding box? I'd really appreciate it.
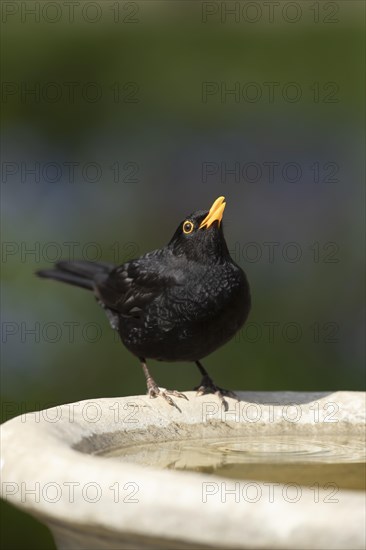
[183,220,194,234]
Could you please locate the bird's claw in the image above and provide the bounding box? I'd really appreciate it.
[195,376,238,410]
[165,389,189,401]
[148,386,188,409]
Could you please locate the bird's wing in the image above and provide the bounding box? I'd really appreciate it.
[95,251,178,319]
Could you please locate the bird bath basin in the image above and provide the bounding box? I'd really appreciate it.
[100,435,365,491]
[1,391,365,549]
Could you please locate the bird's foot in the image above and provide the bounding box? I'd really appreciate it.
[195,375,238,410]
[141,359,188,410]
[147,383,188,409]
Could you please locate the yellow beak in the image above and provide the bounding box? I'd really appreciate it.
[199,196,226,229]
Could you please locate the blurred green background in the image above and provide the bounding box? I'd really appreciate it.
[1,1,365,548]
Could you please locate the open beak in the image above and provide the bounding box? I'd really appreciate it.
[199,196,226,229]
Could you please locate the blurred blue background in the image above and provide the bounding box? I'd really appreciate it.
[1,1,365,548]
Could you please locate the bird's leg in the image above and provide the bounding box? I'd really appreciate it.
[194,360,238,408]
[140,358,188,408]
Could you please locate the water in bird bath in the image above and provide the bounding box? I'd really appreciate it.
[98,435,366,491]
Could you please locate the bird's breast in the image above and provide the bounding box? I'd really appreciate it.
[119,262,250,362]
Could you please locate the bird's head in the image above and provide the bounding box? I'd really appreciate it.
[168,196,230,263]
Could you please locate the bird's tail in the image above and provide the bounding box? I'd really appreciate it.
[36,260,115,291]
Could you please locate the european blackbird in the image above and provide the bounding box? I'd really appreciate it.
[37,196,251,408]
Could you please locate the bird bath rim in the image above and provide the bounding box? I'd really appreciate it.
[1,391,365,550]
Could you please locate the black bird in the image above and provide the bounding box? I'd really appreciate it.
[37,197,251,407]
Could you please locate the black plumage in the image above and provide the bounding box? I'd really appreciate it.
[37,197,251,407]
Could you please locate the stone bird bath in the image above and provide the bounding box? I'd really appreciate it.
[1,391,365,549]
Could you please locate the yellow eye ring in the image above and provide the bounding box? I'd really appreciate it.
[183,220,194,234]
